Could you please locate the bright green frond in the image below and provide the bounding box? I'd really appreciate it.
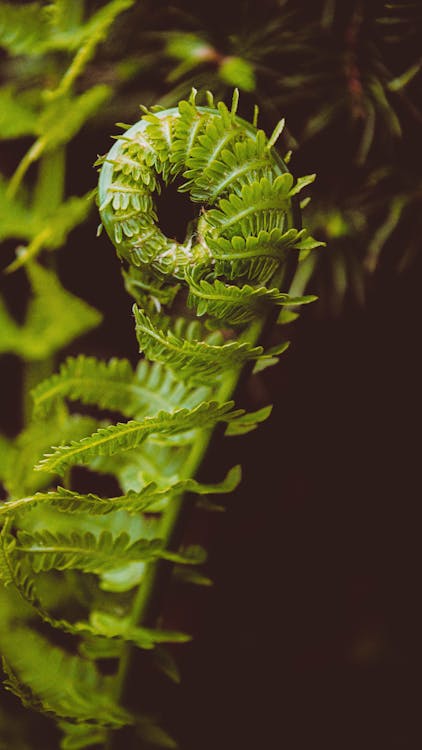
[1,627,131,726]
[31,356,211,420]
[134,306,263,383]
[0,466,241,518]
[185,266,316,324]
[35,401,241,475]
[14,529,163,574]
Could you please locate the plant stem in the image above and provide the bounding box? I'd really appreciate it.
[105,315,266,749]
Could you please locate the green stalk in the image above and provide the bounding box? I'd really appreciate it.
[104,311,269,748]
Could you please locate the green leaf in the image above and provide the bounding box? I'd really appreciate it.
[59,722,106,750]
[36,85,111,152]
[136,717,178,749]
[0,465,241,518]
[0,86,38,139]
[0,0,134,58]
[219,56,256,92]
[47,0,136,96]
[0,2,49,55]
[207,227,309,284]
[0,262,101,360]
[0,176,36,242]
[31,356,210,419]
[0,627,131,726]
[134,306,263,384]
[89,611,191,647]
[14,529,164,575]
[2,415,98,497]
[35,402,242,475]
[186,265,315,325]
[225,405,272,435]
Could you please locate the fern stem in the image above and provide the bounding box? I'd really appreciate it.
[105,316,265,749]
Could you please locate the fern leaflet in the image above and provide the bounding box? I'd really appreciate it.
[35,401,242,475]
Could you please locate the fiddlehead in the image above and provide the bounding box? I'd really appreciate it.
[0,89,321,750]
[98,89,322,336]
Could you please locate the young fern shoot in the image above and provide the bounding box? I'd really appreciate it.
[0,89,322,749]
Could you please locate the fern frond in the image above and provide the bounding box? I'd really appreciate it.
[58,721,106,750]
[31,356,136,418]
[87,611,191,647]
[0,466,240,518]
[13,530,163,575]
[169,98,210,175]
[123,266,180,310]
[180,105,246,200]
[185,266,317,324]
[0,86,38,140]
[3,414,98,497]
[134,306,263,383]
[206,173,294,238]
[88,439,190,494]
[0,262,101,360]
[0,523,38,605]
[187,129,275,203]
[1,627,131,726]
[36,85,111,153]
[142,113,176,182]
[31,356,210,420]
[35,401,241,475]
[48,0,135,97]
[0,2,49,55]
[206,227,322,282]
[0,176,36,242]
[0,522,14,587]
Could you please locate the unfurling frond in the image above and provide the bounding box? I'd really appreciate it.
[134,306,263,383]
[186,265,317,324]
[35,401,242,475]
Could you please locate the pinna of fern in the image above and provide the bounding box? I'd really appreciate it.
[0,88,321,750]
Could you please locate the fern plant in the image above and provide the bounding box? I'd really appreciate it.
[0,84,322,749]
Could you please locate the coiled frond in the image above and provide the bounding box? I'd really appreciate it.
[0,88,320,748]
[186,265,316,325]
[98,89,323,310]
